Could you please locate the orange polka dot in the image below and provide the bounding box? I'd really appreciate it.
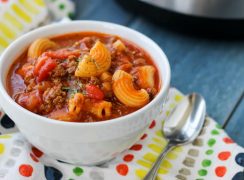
[123,154,134,162]
[215,166,226,177]
[32,147,43,158]
[223,137,234,144]
[218,151,231,161]
[19,164,33,177]
[116,164,128,176]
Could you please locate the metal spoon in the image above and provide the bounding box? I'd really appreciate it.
[143,93,206,180]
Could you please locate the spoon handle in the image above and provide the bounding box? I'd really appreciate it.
[143,143,174,180]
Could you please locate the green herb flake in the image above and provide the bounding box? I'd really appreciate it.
[78,82,84,89]
[76,57,83,62]
[61,86,70,91]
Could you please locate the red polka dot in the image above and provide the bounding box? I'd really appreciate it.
[215,166,227,177]
[149,120,156,129]
[218,151,231,161]
[19,164,33,177]
[130,144,142,151]
[30,153,39,162]
[140,133,147,140]
[116,164,128,176]
[123,154,134,162]
[32,147,43,158]
[223,137,234,144]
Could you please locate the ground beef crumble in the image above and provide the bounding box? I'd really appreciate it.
[66,60,78,74]
[52,63,67,77]
[40,84,67,114]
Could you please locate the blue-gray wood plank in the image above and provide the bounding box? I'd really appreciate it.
[129,19,244,124]
[225,95,244,145]
[75,0,134,24]
[75,0,244,146]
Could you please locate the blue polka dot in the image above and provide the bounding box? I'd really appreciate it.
[44,166,63,180]
[1,115,15,129]
[232,172,244,180]
[235,153,244,167]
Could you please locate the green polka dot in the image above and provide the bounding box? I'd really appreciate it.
[202,159,211,167]
[205,149,214,155]
[73,167,84,176]
[216,124,222,129]
[198,169,207,176]
[211,129,220,135]
[68,12,75,19]
[59,4,65,10]
[207,138,216,147]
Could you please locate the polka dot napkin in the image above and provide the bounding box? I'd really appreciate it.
[0,0,75,54]
[0,88,243,180]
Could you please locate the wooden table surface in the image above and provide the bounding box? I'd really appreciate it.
[75,0,244,146]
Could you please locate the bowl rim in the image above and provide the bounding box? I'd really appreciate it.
[0,20,171,127]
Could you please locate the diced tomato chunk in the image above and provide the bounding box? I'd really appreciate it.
[85,85,104,100]
[37,59,57,82]
[34,56,49,76]
[18,90,42,113]
[44,49,81,59]
[34,56,57,82]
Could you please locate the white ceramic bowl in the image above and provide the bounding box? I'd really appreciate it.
[0,21,170,165]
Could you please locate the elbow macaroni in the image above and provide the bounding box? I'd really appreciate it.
[112,70,149,108]
[102,82,112,92]
[75,41,111,77]
[68,93,84,114]
[28,38,56,59]
[89,101,112,118]
[113,39,126,52]
[100,71,112,82]
[136,65,156,88]
[90,41,111,73]
[75,55,98,77]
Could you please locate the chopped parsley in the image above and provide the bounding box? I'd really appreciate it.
[61,86,70,91]
[76,56,83,62]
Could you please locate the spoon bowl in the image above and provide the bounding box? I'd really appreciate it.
[164,93,206,144]
[144,93,206,180]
